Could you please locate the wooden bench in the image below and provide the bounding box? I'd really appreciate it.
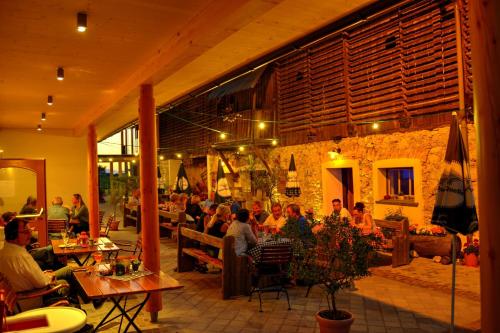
[177,224,250,299]
[374,218,410,267]
[159,211,186,239]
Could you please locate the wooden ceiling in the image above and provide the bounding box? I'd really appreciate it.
[0,0,372,139]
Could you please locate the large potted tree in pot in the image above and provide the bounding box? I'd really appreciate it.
[287,215,378,333]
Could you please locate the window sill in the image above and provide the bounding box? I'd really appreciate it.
[375,199,419,207]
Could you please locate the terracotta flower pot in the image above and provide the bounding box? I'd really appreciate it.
[315,310,354,333]
[464,253,479,267]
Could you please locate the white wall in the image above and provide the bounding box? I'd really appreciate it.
[0,129,88,209]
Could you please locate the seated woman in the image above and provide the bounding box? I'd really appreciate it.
[226,209,257,256]
[186,195,203,223]
[351,202,374,234]
[69,193,89,234]
[205,205,231,258]
[19,196,37,215]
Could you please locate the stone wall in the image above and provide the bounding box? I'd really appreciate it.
[209,124,477,227]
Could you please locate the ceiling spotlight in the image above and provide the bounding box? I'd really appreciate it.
[159,155,165,160]
[219,133,227,140]
[372,122,380,130]
[41,112,46,121]
[238,146,245,152]
[77,12,87,32]
[176,153,182,159]
[47,95,53,106]
[271,139,278,146]
[37,124,42,132]
[258,121,266,130]
[57,67,64,81]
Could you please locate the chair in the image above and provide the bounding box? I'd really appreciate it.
[47,219,67,238]
[248,244,293,312]
[114,238,142,261]
[99,215,115,238]
[98,211,105,226]
[0,273,69,315]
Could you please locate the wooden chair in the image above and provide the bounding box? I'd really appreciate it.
[0,273,69,314]
[99,215,115,238]
[98,210,105,226]
[47,219,67,234]
[248,244,293,312]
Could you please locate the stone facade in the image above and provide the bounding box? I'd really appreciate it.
[210,124,477,227]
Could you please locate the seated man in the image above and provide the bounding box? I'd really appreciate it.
[226,209,257,256]
[0,218,76,310]
[263,202,286,231]
[331,198,352,222]
[250,200,269,225]
[48,196,70,223]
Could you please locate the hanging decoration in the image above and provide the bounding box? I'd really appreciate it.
[215,159,232,204]
[285,154,301,198]
[174,162,192,194]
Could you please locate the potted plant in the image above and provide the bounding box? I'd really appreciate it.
[463,239,479,267]
[284,216,379,333]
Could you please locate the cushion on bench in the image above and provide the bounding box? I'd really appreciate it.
[182,248,223,268]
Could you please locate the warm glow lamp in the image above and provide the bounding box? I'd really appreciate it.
[41,113,46,121]
[219,133,227,140]
[77,12,87,32]
[258,121,266,129]
[57,67,64,81]
[47,95,53,106]
[37,124,42,131]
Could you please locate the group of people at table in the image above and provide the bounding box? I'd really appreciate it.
[161,193,375,259]
[0,193,105,316]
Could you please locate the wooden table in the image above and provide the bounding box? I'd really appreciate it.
[51,237,120,266]
[74,270,183,333]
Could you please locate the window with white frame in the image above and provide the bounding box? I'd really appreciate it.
[385,168,414,197]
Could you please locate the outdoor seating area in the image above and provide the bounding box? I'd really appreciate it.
[1,0,497,332]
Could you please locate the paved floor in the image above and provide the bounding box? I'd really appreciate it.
[80,226,481,333]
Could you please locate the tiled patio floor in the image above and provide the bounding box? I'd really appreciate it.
[81,227,480,333]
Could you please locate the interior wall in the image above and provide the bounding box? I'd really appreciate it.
[0,129,88,211]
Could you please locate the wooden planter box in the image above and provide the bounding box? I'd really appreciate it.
[409,234,461,258]
[374,218,410,267]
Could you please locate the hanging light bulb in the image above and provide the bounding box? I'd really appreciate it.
[47,95,53,106]
[176,153,182,159]
[57,67,64,81]
[159,155,165,160]
[271,139,278,146]
[77,12,87,32]
[219,132,227,140]
[258,121,266,130]
[37,124,42,131]
[238,146,245,152]
[41,112,46,121]
[132,159,136,164]
[372,122,380,130]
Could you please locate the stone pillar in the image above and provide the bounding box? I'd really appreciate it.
[87,124,100,239]
[138,84,161,319]
[470,1,500,332]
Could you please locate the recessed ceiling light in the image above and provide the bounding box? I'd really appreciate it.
[41,113,46,121]
[57,67,64,81]
[47,95,53,106]
[77,12,87,32]
[37,124,42,132]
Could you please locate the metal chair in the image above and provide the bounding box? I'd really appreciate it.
[248,244,293,312]
[114,238,142,261]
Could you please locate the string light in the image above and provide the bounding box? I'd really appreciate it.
[176,153,182,158]
[271,139,278,146]
[372,122,380,130]
[47,95,53,106]
[57,67,64,81]
[77,12,87,32]
[238,146,245,152]
[219,133,227,140]
[258,121,266,129]
[159,155,165,160]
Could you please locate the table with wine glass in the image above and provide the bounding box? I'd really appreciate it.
[51,237,120,266]
[73,268,183,333]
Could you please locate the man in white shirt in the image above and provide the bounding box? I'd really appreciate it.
[226,209,257,256]
[331,198,352,222]
[263,203,286,231]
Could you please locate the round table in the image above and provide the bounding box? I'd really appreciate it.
[6,306,87,333]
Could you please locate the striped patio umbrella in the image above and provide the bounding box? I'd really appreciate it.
[431,112,478,333]
[215,159,232,204]
[285,154,301,198]
[174,162,192,195]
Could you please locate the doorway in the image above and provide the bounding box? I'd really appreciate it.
[321,159,360,216]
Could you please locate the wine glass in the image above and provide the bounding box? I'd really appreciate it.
[61,229,69,246]
[93,251,103,266]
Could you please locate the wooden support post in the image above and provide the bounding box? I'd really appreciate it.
[118,161,122,175]
[138,84,162,317]
[87,124,99,239]
[470,2,500,333]
[252,146,273,177]
[217,151,239,181]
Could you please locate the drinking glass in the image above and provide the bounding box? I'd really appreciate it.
[61,229,69,246]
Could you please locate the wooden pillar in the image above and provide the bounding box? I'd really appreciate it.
[138,84,161,318]
[470,2,500,333]
[87,124,100,239]
[118,161,122,175]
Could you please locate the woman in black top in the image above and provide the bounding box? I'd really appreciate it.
[69,193,89,234]
[206,205,230,257]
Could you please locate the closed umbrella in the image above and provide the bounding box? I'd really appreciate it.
[215,159,232,204]
[174,162,192,195]
[431,111,478,333]
[285,154,301,198]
